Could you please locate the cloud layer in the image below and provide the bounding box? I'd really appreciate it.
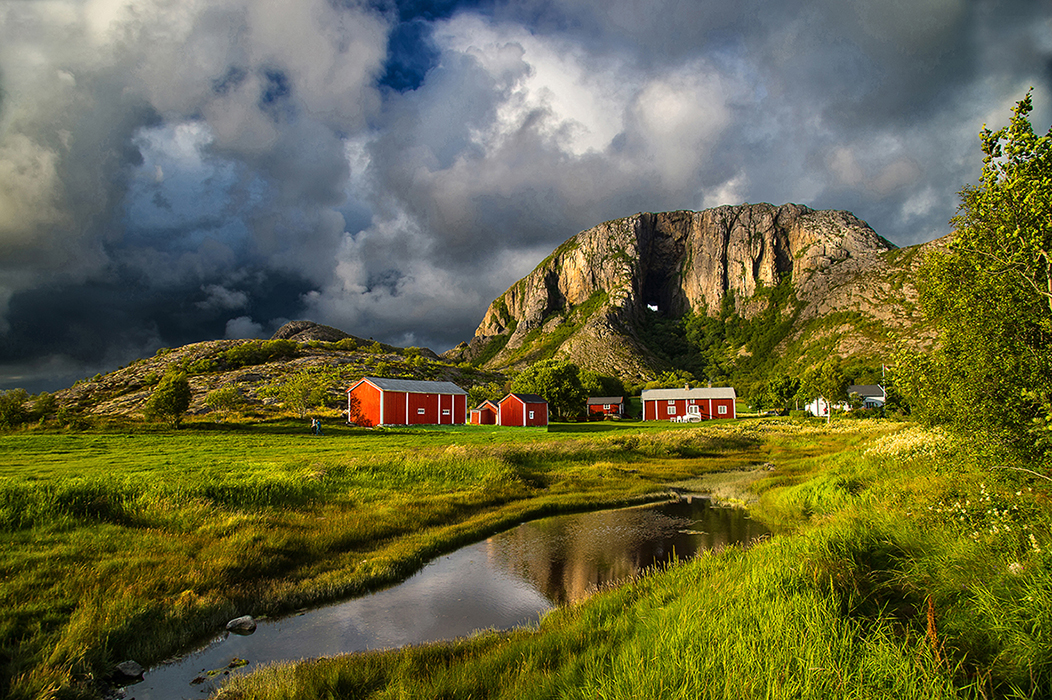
[1,0,1050,391]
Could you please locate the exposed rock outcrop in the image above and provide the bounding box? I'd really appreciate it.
[271,321,352,343]
[447,203,938,379]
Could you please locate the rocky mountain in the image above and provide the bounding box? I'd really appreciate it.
[445,203,942,387]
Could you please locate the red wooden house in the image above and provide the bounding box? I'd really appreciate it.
[346,377,468,427]
[641,386,737,422]
[470,400,499,425]
[587,396,625,417]
[498,393,549,427]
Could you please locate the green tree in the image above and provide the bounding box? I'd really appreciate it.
[580,370,625,398]
[762,374,800,413]
[643,369,698,391]
[801,360,847,424]
[30,392,57,421]
[273,369,333,417]
[953,90,1052,312]
[0,389,29,429]
[143,373,192,427]
[204,384,245,418]
[916,92,1052,453]
[468,381,506,407]
[511,359,586,419]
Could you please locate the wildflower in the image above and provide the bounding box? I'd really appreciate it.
[1008,562,1024,575]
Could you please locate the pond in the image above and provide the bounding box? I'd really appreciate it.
[128,496,769,699]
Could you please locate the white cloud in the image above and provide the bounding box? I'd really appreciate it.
[225,315,265,339]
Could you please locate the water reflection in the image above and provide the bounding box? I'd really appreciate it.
[131,498,767,700]
[486,499,768,603]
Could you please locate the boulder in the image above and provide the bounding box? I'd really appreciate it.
[226,615,257,634]
[114,660,144,682]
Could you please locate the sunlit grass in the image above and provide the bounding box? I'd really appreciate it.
[218,420,1052,700]
[3,418,861,699]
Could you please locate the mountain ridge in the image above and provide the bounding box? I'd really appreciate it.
[446,203,940,388]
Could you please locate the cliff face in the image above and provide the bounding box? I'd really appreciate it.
[447,203,936,380]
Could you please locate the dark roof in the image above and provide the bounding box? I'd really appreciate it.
[587,396,624,404]
[848,384,886,398]
[348,377,467,395]
[503,393,547,405]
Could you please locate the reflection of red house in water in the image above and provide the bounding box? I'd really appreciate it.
[470,400,499,425]
[587,396,624,417]
[346,377,467,427]
[498,393,549,427]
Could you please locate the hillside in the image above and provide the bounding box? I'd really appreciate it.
[52,322,500,422]
[446,203,942,393]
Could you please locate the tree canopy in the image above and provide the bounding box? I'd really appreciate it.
[511,359,586,419]
[914,91,1052,455]
[800,360,847,423]
[143,372,192,427]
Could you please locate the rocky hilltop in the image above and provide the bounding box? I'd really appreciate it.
[447,203,939,383]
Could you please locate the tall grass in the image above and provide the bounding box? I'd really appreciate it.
[2,419,847,699]
[218,421,1052,700]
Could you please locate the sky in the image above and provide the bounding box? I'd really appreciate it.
[1,0,1050,393]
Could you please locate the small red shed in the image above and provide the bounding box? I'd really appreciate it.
[641,386,737,422]
[347,377,468,427]
[587,396,624,417]
[498,393,549,427]
[470,400,499,425]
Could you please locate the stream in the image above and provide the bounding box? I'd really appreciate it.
[125,496,769,699]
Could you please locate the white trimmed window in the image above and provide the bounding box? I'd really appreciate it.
[718,405,728,415]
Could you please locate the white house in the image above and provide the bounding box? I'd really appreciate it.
[805,385,886,417]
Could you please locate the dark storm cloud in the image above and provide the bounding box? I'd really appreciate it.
[0,0,1050,391]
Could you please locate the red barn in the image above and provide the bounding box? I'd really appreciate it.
[498,393,549,427]
[587,396,625,417]
[346,377,468,427]
[470,400,499,425]
[641,386,737,422]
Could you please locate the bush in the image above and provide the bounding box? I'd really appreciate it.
[30,392,57,421]
[268,369,333,417]
[143,373,192,427]
[187,358,218,374]
[222,339,298,368]
[204,384,245,416]
[0,389,29,429]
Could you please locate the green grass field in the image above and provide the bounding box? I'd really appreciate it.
[2,418,1050,699]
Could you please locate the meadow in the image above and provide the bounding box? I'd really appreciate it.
[1,417,790,699]
[1,418,1049,699]
[216,422,1052,700]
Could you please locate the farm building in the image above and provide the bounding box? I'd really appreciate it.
[470,400,500,425]
[806,384,886,417]
[587,396,625,417]
[498,393,549,427]
[641,386,737,422]
[346,377,468,427]
[849,384,887,409]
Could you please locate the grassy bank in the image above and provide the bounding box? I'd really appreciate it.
[1,418,850,699]
[216,423,1052,700]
